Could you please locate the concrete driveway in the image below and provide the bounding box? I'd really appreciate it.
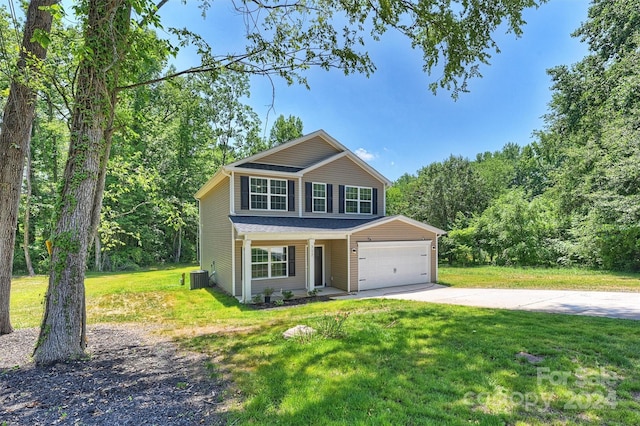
[333,284,640,320]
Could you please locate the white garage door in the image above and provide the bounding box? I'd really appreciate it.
[358,241,431,291]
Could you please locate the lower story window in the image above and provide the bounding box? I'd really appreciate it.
[251,247,287,279]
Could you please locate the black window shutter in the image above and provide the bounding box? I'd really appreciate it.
[288,246,296,276]
[240,176,249,210]
[372,188,378,215]
[338,185,345,214]
[327,184,333,213]
[305,182,312,212]
[288,180,295,211]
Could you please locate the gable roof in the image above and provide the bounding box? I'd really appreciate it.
[226,129,344,168]
[351,215,447,236]
[195,130,392,199]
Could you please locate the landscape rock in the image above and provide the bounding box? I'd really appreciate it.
[283,325,316,339]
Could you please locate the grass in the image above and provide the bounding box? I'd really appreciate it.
[440,265,640,292]
[9,265,640,425]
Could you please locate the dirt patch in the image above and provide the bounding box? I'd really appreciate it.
[0,325,229,425]
[515,351,545,364]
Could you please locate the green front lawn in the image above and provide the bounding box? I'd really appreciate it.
[440,265,640,292]
[9,266,640,425]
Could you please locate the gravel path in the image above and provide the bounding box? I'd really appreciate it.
[0,325,228,425]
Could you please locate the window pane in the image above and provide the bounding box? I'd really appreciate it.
[270,195,287,210]
[250,178,267,194]
[346,186,358,200]
[252,248,269,263]
[271,262,287,277]
[346,200,358,213]
[360,188,372,200]
[270,247,287,262]
[313,198,326,212]
[271,179,287,194]
[360,201,372,214]
[252,263,268,279]
[313,183,325,198]
[251,194,268,209]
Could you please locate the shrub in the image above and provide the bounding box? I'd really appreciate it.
[316,312,350,338]
[282,290,294,300]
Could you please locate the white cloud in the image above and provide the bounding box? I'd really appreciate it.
[354,148,376,162]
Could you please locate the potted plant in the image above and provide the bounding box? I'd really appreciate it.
[263,287,275,303]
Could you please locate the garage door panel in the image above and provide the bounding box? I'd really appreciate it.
[358,242,430,290]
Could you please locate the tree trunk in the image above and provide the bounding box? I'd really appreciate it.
[0,0,57,335]
[95,237,102,272]
[23,139,36,277]
[33,0,130,364]
[174,227,182,263]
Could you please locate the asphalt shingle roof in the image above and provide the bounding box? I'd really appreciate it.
[230,215,382,234]
[235,162,304,173]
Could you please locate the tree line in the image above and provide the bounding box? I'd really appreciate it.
[389,0,640,271]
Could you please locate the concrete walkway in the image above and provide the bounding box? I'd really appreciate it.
[333,284,640,320]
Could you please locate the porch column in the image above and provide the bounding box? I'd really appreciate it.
[242,239,252,303]
[307,238,315,291]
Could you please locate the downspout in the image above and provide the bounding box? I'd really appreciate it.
[220,168,235,295]
[197,200,202,267]
[382,183,387,216]
[231,225,236,296]
[298,176,303,217]
[346,234,351,293]
[435,234,440,283]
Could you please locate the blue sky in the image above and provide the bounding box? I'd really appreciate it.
[162,1,590,181]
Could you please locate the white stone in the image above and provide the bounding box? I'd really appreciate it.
[283,325,316,339]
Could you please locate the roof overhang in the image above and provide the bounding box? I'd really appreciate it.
[225,166,303,179]
[229,214,446,242]
[235,231,348,241]
[194,168,228,200]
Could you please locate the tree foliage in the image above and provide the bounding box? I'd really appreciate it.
[392,0,640,271]
[268,114,303,147]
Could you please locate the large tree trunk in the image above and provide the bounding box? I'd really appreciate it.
[33,0,130,364]
[0,0,57,336]
[23,140,36,277]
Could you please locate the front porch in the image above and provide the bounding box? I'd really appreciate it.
[236,236,350,303]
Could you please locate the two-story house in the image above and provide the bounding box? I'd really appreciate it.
[195,130,446,302]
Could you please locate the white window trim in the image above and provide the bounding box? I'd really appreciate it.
[312,182,327,213]
[251,246,288,280]
[345,185,373,215]
[249,176,288,211]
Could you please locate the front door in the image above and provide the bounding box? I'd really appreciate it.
[314,246,324,287]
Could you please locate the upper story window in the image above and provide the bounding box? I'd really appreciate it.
[312,183,326,213]
[345,186,372,214]
[250,177,287,210]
